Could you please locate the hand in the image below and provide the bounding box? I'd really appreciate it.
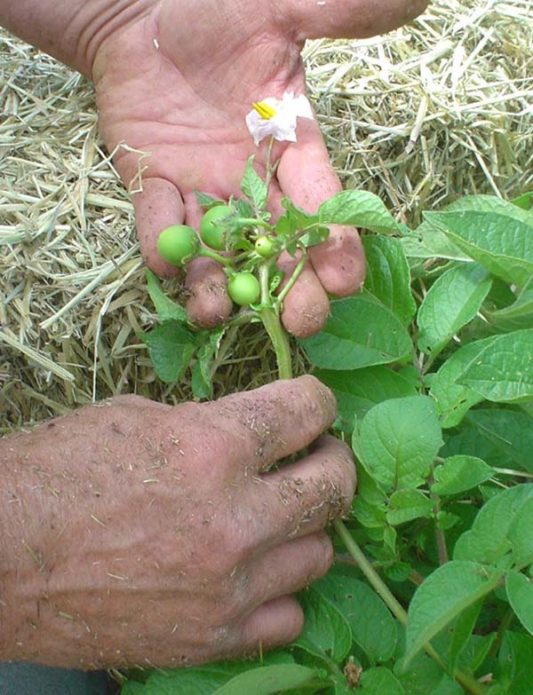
[0,377,355,669]
[92,0,428,336]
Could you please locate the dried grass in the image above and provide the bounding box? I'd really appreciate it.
[1,0,532,431]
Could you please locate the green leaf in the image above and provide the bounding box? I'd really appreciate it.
[214,664,328,695]
[386,489,433,525]
[314,566,398,663]
[447,601,484,672]
[486,277,533,332]
[425,209,533,286]
[315,366,418,431]
[506,570,533,635]
[275,198,318,241]
[294,586,352,662]
[353,395,443,493]
[318,190,401,233]
[195,190,224,210]
[507,497,533,568]
[300,294,412,370]
[363,236,416,326]
[190,329,224,400]
[132,662,256,695]
[498,631,533,694]
[405,561,503,664]
[512,191,533,211]
[145,269,188,323]
[442,409,533,473]
[453,484,533,567]
[431,456,494,496]
[456,632,496,675]
[428,340,486,428]
[358,667,405,694]
[417,263,492,358]
[352,468,388,529]
[395,651,464,695]
[458,328,533,402]
[400,224,470,262]
[299,225,330,249]
[240,156,267,211]
[140,321,197,383]
[121,683,146,695]
[444,194,533,220]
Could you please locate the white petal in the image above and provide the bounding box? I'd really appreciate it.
[245,91,314,145]
[293,94,314,119]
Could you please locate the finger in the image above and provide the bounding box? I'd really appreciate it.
[132,176,186,277]
[277,119,365,296]
[281,0,429,40]
[247,532,333,606]
[239,596,304,653]
[246,435,356,545]
[206,375,336,474]
[277,252,329,338]
[184,256,233,328]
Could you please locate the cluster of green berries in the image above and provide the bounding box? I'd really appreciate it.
[156,204,276,307]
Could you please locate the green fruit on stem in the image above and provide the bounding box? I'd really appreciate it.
[157,225,199,266]
[200,204,233,250]
[255,236,276,258]
[228,272,261,306]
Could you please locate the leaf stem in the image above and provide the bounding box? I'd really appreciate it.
[493,467,533,479]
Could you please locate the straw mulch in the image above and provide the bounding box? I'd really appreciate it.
[1,0,532,432]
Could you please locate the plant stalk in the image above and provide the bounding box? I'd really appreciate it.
[333,519,487,695]
[259,258,487,695]
[259,307,292,380]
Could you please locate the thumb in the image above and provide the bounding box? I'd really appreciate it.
[280,0,428,40]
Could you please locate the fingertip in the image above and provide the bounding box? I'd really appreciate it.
[241,596,304,651]
[277,254,329,338]
[132,177,186,277]
[309,224,366,297]
[185,256,233,328]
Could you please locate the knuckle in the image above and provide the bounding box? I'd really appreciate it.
[207,519,251,576]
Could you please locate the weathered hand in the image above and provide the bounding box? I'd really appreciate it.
[93,0,427,336]
[0,377,355,668]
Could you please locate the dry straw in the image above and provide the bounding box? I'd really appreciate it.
[1,0,532,431]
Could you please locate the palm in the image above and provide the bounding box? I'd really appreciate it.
[96,1,302,211]
[93,0,426,334]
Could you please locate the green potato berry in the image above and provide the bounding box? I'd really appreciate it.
[157,225,199,266]
[255,236,276,258]
[228,271,261,306]
[200,204,233,250]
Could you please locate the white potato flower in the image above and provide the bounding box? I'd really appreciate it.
[245,91,314,146]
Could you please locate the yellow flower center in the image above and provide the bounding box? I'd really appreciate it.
[252,101,277,120]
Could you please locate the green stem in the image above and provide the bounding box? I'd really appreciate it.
[333,519,488,695]
[333,519,408,625]
[259,258,487,695]
[234,217,271,229]
[257,264,292,380]
[198,247,233,267]
[259,307,292,380]
[276,251,307,306]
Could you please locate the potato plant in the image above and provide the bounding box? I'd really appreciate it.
[126,160,533,695]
